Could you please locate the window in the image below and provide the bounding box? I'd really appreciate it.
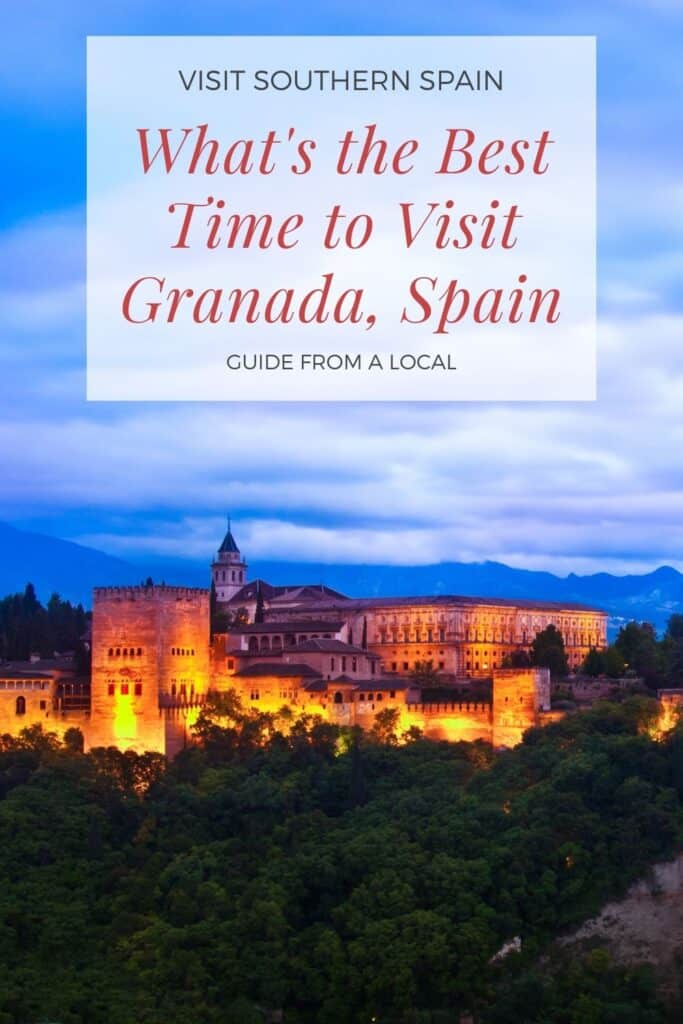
[134,683,143,696]
[341,657,347,672]
[371,661,376,675]
[250,690,260,701]
[439,629,445,642]
[171,647,176,655]
[15,696,26,716]
[333,691,343,704]
[108,647,113,657]
[359,693,365,701]
[39,700,46,710]
[121,683,129,695]
[391,662,397,672]
[352,658,357,672]
[137,647,142,656]
[227,659,234,670]
[403,662,409,671]
[330,657,335,672]
[439,661,445,670]
[376,693,383,701]
[108,683,115,696]
[390,690,396,699]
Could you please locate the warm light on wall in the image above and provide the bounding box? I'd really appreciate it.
[113,692,138,744]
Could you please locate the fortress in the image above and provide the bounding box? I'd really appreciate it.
[0,525,610,756]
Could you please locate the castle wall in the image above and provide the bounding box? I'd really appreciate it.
[0,677,55,736]
[401,702,493,743]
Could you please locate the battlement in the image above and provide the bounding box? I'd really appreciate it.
[407,701,491,716]
[94,585,209,600]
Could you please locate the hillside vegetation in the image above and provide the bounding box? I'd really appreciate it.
[0,698,682,1022]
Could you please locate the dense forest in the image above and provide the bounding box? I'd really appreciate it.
[0,583,90,663]
[1,695,682,1022]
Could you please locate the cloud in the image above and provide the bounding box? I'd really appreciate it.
[0,310,682,576]
[3,0,683,576]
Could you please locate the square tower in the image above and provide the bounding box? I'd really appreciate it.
[90,585,210,754]
[492,667,550,748]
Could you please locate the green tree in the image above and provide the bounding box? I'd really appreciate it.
[581,647,604,676]
[614,622,662,685]
[411,660,440,686]
[531,625,569,678]
[370,707,401,744]
[502,649,532,669]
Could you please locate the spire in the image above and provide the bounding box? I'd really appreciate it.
[219,516,240,555]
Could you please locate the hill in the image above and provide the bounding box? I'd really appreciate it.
[2,521,683,632]
[0,521,143,605]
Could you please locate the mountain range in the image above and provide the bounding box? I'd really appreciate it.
[2,520,682,635]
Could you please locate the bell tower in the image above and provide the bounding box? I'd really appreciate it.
[211,519,248,604]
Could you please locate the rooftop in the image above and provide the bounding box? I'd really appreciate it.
[218,526,240,555]
[234,662,322,679]
[285,638,379,656]
[230,619,345,634]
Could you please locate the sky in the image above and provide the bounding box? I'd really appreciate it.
[1,0,683,577]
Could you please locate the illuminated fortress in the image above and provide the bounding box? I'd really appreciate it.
[0,525,609,756]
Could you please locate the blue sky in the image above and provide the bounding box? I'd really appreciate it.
[1,0,683,576]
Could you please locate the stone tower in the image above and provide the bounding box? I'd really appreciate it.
[491,667,551,747]
[89,584,210,756]
[211,520,248,604]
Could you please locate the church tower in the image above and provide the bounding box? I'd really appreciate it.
[211,520,248,604]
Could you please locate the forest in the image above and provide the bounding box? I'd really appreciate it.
[0,693,682,1023]
[0,583,89,663]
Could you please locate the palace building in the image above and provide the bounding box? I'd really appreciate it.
[0,524,609,757]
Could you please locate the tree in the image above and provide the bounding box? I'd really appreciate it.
[614,622,662,685]
[602,646,626,679]
[502,650,532,669]
[370,707,400,745]
[531,625,569,678]
[63,727,84,753]
[581,647,603,677]
[411,660,440,686]
[254,581,265,624]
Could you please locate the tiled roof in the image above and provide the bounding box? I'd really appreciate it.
[0,669,53,680]
[285,638,378,656]
[225,581,347,604]
[218,527,240,554]
[225,582,603,615]
[234,662,322,679]
[230,619,345,634]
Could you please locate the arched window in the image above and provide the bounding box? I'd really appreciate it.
[333,691,343,704]
[16,696,26,716]
[248,637,259,652]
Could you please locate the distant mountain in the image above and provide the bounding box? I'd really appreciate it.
[0,522,144,606]
[2,521,682,634]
